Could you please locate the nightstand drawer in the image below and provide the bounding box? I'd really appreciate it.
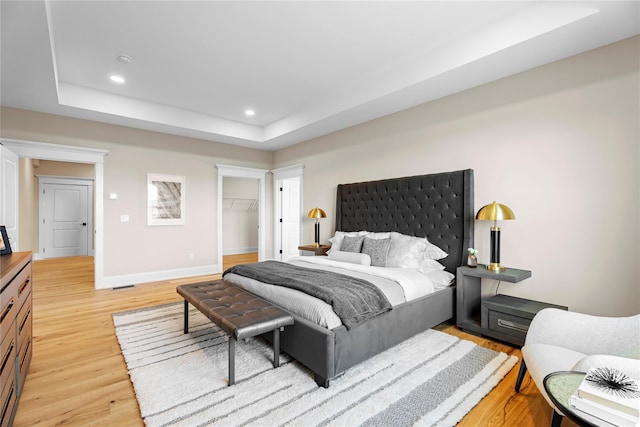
[481,294,567,346]
[486,310,531,344]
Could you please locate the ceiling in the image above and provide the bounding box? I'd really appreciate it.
[1,1,638,151]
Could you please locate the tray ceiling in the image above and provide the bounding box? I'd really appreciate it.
[1,1,638,150]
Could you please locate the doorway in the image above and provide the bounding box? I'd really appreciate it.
[216,164,268,272]
[39,177,94,258]
[1,138,108,287]
[222,177,259,256]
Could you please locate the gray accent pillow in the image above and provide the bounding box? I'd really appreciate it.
[341,235,365,253]
[362,237,391,267]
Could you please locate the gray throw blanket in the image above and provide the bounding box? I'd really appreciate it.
[223,261,391,329]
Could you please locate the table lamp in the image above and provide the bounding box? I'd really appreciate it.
[475,201,515,272]
[307,207,326,247]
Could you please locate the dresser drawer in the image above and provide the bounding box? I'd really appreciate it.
[18,335,32,394]
[0,295,17,341]
[0,252,32,427]
[17,298,32,347]
[0,329,16,400]
[1,262,30,341]
[0,374,16,427]
[15,267,32,313]
[0,331,16,427]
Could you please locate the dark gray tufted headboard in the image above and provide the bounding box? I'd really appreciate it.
[335,169,474,274]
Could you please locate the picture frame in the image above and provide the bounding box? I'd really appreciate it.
[0,225,12,255]
[147,174,186,226]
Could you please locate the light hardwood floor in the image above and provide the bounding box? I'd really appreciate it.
[13,255,577,427]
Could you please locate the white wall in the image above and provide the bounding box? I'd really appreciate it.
[0,108,273,284]
[2,36,637,314]
[274,36,640,316]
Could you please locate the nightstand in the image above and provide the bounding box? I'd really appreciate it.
[298,244,330,256]
[456,265,567,346]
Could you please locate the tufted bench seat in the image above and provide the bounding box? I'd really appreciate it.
[177,279,294,385]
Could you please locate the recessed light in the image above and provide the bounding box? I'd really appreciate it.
[110,75,125,84]
[245,109,255,116]
[117,54,133,64]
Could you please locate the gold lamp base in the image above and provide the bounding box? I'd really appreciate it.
[486,263,506,272]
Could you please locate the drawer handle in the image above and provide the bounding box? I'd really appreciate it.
[19,276,30,294]
[1,341,14,375]
[497,319,529,333]
[20,337,32,368]
[0,381,15,426]
[0,299,14,325]
[19,308,31,332]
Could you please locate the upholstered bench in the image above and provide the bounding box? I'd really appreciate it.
[176,279,294,385]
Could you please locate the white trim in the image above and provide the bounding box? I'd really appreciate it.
[1,138,108,164]
[1,138,107,288]
[216,164,268,271]
[272,165,304,261]
[102,264,219,289]
[36,175,95,185]
[223,247,258,256]
[272,164,304,180]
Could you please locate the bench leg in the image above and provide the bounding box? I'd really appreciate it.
[183,300,189,334]
[229,337,236,386]
[273,328,280,368]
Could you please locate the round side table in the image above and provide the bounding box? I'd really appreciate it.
[544,371,612,427]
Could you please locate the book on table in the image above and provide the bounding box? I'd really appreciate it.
[569,393,639,427]
[569,367,640,427]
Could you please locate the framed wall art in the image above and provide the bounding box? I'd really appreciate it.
[147,174,186,226]
[0,225,12,255]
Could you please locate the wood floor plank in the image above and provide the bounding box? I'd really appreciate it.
[12,255,575,426]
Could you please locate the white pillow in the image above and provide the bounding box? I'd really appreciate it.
[419,259,446,273]
[385,233,422,269]
[327,250,372,266]
[328,231,369,253]
[424,270,455,290]
[424,241,449,261]
[386,231,449,268]
[365,232,391,240]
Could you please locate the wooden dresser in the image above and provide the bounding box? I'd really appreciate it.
[1,252,32,427]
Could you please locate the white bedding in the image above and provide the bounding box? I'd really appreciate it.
[223,256,446,330]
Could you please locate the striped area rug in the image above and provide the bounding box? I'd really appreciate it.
[113,302,517,427]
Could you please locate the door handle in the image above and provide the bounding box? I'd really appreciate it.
[82,223,87,226]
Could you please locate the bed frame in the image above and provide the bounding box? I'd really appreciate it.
[271,169,474,387]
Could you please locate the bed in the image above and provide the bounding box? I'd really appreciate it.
[224,169,474,387]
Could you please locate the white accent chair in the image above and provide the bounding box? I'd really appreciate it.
[514,308,640,427]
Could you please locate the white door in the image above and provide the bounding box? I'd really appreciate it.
[41,183,90,258]
[280,177,301,261]
[0,145,19,251]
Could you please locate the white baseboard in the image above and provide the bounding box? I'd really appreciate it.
[33,251,94,261]
[101,264,220,289]
[223,247,258,255]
